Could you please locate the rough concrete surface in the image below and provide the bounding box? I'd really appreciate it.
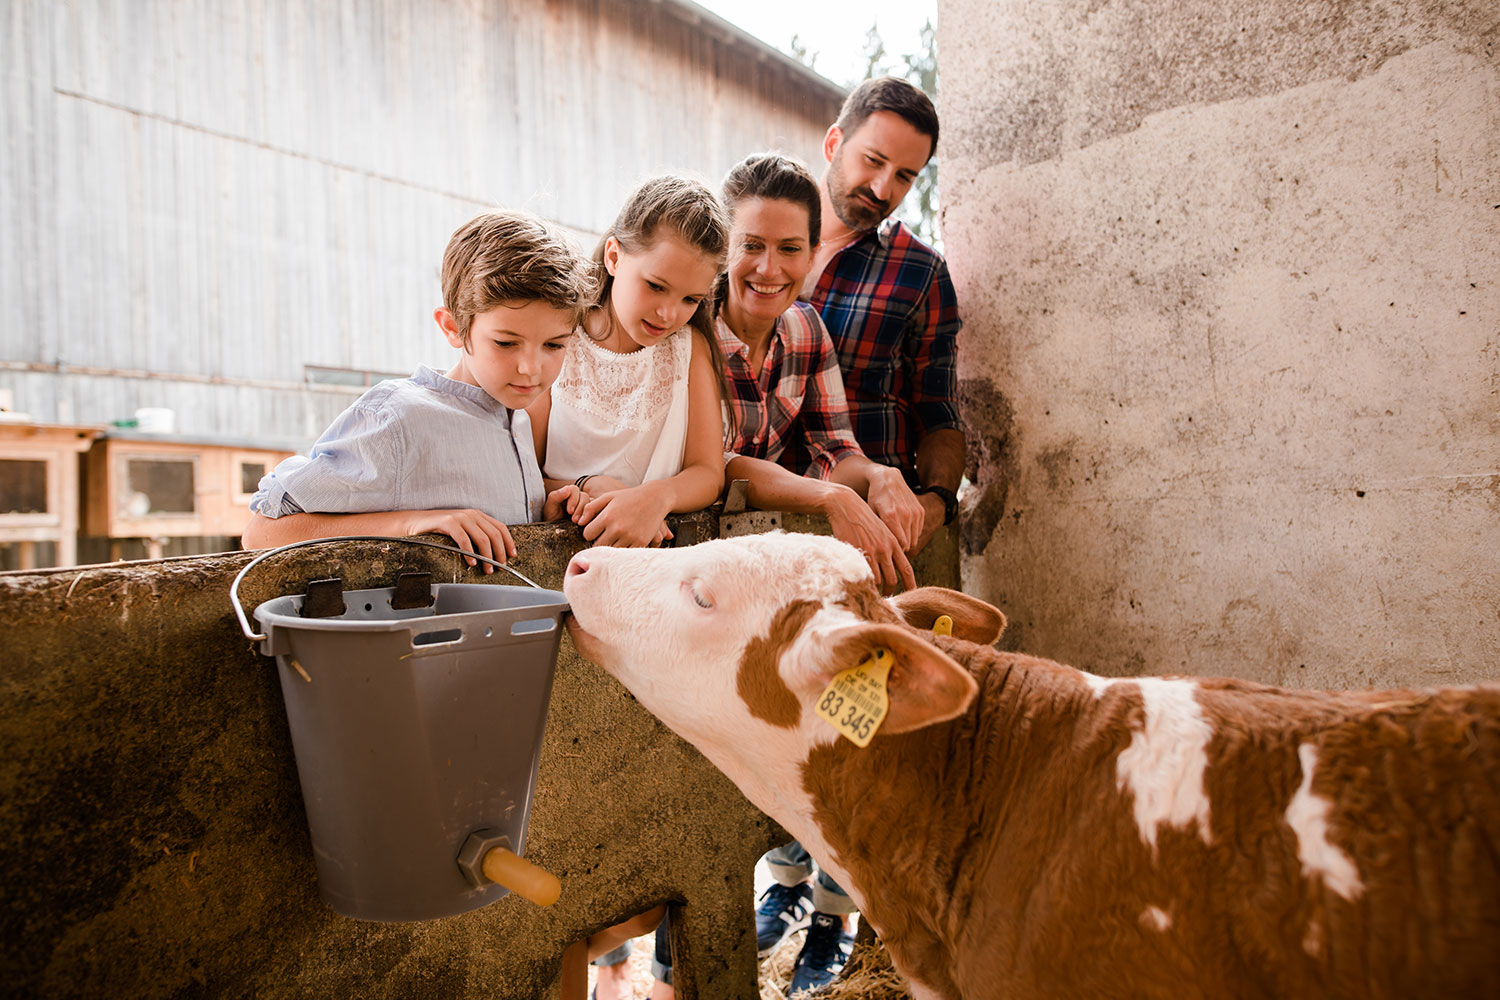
[1,518,961,998]
[941,0,1499,688]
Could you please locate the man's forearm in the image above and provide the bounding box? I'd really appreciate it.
[915,427,966,491]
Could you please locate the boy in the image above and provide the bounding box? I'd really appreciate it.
[241,211,594,568]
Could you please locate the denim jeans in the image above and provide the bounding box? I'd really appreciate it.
[764,840,856,915]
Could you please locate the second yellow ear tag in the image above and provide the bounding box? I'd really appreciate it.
[814,648,892,748]
[932,615,954,637]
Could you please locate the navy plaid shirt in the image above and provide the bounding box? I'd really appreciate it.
[806,219,962,472]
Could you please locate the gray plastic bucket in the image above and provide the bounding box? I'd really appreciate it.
[235,541,567,922]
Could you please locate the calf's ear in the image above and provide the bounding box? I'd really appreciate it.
[823,623,979,735]
[887,587,1007,645]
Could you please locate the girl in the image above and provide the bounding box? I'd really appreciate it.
[715,152,923,593]
[529,175,731,548]
[542,178,730,1000]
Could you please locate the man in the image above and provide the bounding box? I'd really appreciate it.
[760,76,965,994]
[793,75,965,557]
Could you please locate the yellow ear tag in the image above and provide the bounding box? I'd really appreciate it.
[932,615,954,638]
[814,648,892,748]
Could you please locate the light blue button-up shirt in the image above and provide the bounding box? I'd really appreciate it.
[250,365,544,523]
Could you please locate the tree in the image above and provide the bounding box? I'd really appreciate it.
[787,19,943,248]
[894,20,941,249]
[789,33,817,72]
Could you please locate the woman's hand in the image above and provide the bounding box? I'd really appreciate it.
[401,509,516,571]
[576,487,675,548]
[822,484,915,593]
[864,467,925,553]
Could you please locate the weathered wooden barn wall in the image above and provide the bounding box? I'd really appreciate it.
[0,0,844,443]
[941,0,1499,689]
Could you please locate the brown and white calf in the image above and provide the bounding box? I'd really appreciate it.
[563,531,1500,1000]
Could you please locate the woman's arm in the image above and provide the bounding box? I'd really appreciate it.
[725,454,915,593]
[240,508,516,571]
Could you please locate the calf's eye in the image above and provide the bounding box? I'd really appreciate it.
[689,583,714,610]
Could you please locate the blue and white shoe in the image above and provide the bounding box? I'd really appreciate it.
[755,880,814,955]
[788,911,852,996]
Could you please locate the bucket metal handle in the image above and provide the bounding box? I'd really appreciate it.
[231,535,545,643]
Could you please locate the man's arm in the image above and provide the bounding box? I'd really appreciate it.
[906,249,965,550]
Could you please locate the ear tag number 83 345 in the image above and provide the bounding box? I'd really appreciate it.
[814,648,892,748]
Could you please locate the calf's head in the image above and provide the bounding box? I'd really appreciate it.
[563,533,1005,794]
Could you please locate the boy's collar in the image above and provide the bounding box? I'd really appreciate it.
[413,365,508,413]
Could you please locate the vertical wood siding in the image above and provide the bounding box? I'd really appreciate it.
[1,0,844,442]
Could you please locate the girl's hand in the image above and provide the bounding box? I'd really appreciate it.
[543,485,591,522]
[577,488,675,548]
[402,509,516,572]
[864,467,925,553]
[822,485,916,593]
[569,475,629,525]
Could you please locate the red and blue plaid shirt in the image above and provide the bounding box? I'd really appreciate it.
[717,303,863,480]
[806,219,962,473]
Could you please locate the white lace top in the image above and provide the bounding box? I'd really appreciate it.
[543,328,693,487]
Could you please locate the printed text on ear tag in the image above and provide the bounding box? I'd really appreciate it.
[814,648,892,748]
[932,615,953,637]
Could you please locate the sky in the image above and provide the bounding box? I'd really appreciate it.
[690,0,937,89]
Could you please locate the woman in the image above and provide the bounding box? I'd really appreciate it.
[715,152,923,593]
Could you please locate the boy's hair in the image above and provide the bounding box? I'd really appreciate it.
[592,175,737,439]
[834,76,940,161]
[441,210,594,345]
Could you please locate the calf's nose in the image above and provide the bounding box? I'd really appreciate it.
[566,553,591,579]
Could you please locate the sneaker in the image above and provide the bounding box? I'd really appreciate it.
[755,880,814,955]
[788,911,852,995]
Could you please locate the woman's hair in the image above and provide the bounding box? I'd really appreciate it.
[721,152,821,243]
[713,152,821,313]
[592,174,736,440]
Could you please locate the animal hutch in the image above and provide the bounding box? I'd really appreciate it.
[0,421,102,569]
[83,432,296,561]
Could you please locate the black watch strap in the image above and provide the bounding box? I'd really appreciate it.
[915,484,958,525]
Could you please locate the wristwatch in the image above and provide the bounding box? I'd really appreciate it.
[915,484,958,525]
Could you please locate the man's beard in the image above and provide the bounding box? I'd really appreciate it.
[827,156,890,232]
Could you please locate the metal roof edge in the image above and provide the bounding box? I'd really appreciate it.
[647,0,849,104]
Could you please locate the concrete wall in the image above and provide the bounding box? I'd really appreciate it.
[0,520,958,998]
[941,0,1500,689]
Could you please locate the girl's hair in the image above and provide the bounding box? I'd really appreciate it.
[713,152,821,313]
[593,174,737,439]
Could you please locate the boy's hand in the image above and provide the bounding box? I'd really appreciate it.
[543,485,591,522]
[576,488,675,548]
[402,509,516,572]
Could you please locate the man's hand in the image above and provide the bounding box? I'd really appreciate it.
[864,467,924,553]
[576,488,675,548]
[823,484,916,593]
[401,509,516,572]
[912,492,947,555]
